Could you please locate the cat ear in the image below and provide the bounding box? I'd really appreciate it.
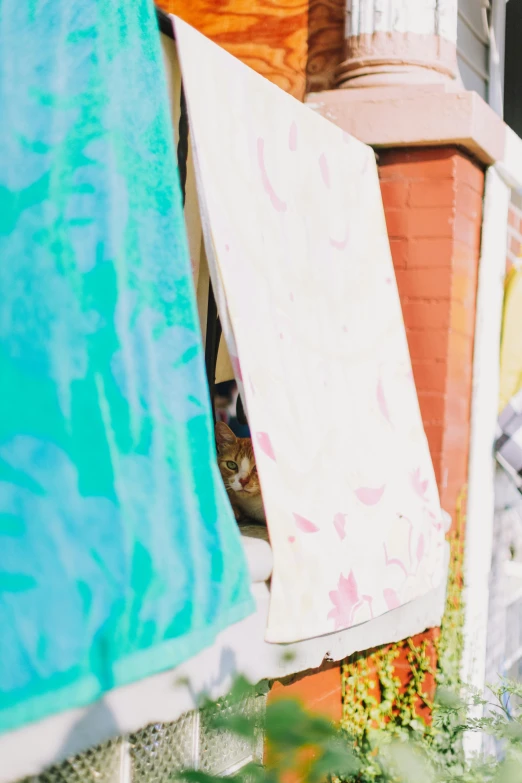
[215,421,237,452]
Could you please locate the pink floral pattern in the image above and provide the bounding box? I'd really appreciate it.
[293,513,319,533]
[257,138,287,212]
[319,153,330,188]
[377,377,391,423]
[333,512,347,540]
[383,588,400,611]
[328,571,360,630]
[230,354,243,382]
[289,121,298,152]
[416,534,425,563]
[384,542,408,578]
[256,431,276,461]
[411,468,429,500]
[355,486,386,506]
[329,229,349,251]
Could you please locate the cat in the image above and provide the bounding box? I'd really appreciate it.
[215,421,267,528]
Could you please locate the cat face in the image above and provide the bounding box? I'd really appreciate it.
[215,421,261,499]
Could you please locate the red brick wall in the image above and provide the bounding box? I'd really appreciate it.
[371,147,484,715]
[378,147,484,520]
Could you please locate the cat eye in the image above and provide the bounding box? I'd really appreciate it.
[226,461,238,471]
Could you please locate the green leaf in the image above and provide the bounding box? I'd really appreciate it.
[178,772,222,783]
[210,713,256,740]
[227,675,256,704]
[435,687,465,711]
[265,700,337,750]
[255,679,271,696]
[308,739,360,782]
[493,757,522,783]
[502,722,522,742]
[234,763,266,783]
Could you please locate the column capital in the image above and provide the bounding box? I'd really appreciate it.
[336,0,460,89]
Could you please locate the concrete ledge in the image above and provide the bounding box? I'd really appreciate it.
[0,562,450,783]
[306,84,507,171]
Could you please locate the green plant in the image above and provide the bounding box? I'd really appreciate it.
[181,676,361,783]
[341,489,468,780]
[179,495,521,783]
[178,677,522,783]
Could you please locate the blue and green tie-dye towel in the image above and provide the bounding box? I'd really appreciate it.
[0,0,253,734]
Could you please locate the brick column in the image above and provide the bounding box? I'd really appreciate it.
[378,148,484,519]
[348,147,484,718]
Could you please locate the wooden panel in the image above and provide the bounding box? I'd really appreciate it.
[157,0,308,100]
[306,0,344,93]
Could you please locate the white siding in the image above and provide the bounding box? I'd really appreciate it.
[457,0,490,100]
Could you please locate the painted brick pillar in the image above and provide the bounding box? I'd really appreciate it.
[378,147,484,520]
[266,664,342,779]
[339,147,484,719]
[268,663,343,722]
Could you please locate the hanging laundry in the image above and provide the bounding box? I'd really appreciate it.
[0,0,253,735]
[499,265,522,412]
[175,18,446,644]
[496,264,522,493]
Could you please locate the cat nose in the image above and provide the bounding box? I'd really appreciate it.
[239,477,248,487]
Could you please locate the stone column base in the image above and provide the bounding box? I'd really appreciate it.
[336,31,460,88]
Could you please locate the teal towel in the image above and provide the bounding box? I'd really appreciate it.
[0,0,253,734]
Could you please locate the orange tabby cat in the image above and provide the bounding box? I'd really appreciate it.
[215,421,266,525]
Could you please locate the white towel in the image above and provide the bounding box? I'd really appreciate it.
[176,17,446,643]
